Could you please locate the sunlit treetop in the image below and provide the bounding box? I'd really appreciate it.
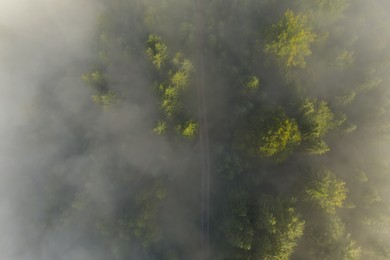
[265,10,317,68]
[256,197,305,260]
[298,98,347,155]
[244,76,260,92]
[146,34,168,70]
[237,109,301,161]
[176,120,199,139]
[299,98,335,139]
[305,170,347,214]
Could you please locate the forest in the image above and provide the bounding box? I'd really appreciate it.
[1,0,390,259]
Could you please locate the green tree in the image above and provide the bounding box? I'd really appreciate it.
[146,34,168,70]
[238,109,301,161]
[82,70,106,91]
[299,98,335,138]
[298,98,343,154]
[256,197,305,260]
[153,121,167,135]
[222,191,254,251]
[336,49,354,70]
[305,170,347,214]
[221,195,304,260]
[304,214,361,260]
[131,179,167,248]
[265,10,317,68]
[178,120,198,139]
[92,90,119,111]
[245,76,260,90]
[161,85,180,117]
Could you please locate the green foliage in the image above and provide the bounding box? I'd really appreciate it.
[153,121,167,135]
[299,98,335,138]
[92,90,118,111]
[147,39,194,127]
[238,109,301,161]
[343,238,362,260]
[300,0,349,26]
[357,77,383,93]
[82,70,106,90]
[338,120,357,136]
[171,70,189,89]
[132,180,166,248]
[336,90,356,106]
[179,22,195,43]
[354,170,368,184]
[222,191,254,251]
[170,53,193,90]
[259,118,301,157]
[306,214,361,260]
[146,34,168,70]
[306,139,330,155]
[305,170,347,214]
[313,0,349,15]
[256,197,305,260]
[265,10,317,68]
[180,120,198,139]
[172,52,193,72]
[78,1,390,258]
[298,98,344,154]
[161,86,180,117]
[245,76,260,90]
[221,195,304,260]
[148,47,195,137]
[336,49,354,70]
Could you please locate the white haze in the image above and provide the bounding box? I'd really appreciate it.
[0,1,201,259]
[1,0,390,259]
[0,1,102,259]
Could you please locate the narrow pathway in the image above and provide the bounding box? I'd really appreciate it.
[194,0,211,258]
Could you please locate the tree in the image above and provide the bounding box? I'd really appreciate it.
[146,41,196,135]
[245,76,260,90]
[255,197,305,260]
[336,49,354,70]
[265,10,317,68]
[146,34,168,70]
[304,214,361,260]
[298,98,342,155]
[237,109,301,161]
[222,190,254,251]
[299,98,334,138]
[153,121,167,135]
[82,70,106,91]
[304,0,349,18]
[92,90,119,111]
[130,179,167,248]
[161,86,180,117]
[221,194,304,260]
[180,120,199,139]
[305,170,347,214]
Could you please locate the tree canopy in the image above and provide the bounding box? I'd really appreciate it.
[237,109,301,161]
[305,170,347,214]
[22,0,390,259]
[265,10,317,68]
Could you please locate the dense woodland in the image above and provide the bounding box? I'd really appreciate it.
[22,0,390,259]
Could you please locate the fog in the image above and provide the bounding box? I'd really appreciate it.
[1,0,390,259]
[1,1,100,259]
